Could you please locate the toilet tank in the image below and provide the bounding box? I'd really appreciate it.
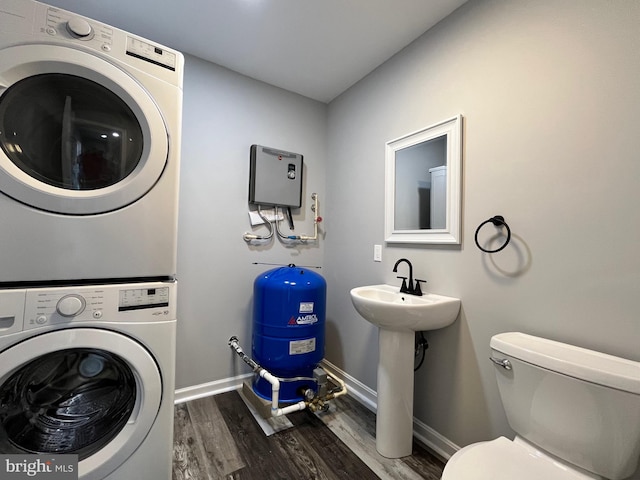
[490,332,640,480]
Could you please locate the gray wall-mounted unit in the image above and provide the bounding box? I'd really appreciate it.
[249,145,303,207]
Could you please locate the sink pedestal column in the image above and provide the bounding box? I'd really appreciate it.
[376,329,414,458]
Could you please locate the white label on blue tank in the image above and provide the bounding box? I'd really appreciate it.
[299,302,314,313]
[295,314,318,325]
[289,338,316,355]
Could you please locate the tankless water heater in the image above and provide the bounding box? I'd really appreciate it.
[249,145,303,208]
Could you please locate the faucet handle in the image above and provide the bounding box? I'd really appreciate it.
[414,279,426,296]
[396,276,409,293]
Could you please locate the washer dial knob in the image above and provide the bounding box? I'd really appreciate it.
[56,294,86,317]
[66,17,93,38]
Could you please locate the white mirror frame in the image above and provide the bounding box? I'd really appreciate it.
[385,115,462,244]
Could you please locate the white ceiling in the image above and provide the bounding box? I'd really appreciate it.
[45,0,467,103]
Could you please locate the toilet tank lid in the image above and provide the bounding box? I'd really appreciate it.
[490,332,640,395]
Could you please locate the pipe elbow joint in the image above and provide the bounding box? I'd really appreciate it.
[260,369,280,391]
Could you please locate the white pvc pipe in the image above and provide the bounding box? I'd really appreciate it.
[298,193,320,241]
[259,369,281,413]
[259,369,309,417]
[273,401,307,416]
[232,338,348,419]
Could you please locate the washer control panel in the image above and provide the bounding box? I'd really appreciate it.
[26,288,106,329]
[0,281,176,335]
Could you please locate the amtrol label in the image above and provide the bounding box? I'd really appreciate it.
[287,314,318,325]
[289,338,316,355]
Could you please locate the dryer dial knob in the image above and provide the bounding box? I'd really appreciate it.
[57,294,86,317]
[66,17,93,38]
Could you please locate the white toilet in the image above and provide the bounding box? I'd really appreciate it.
[441,332,640,480]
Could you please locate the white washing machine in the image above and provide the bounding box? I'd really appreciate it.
[0,280,177,480]
[0,0,183,283]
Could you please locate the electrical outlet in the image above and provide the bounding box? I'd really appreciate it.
[374,244,382,262]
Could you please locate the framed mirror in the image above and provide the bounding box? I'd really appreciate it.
[385,115,462,244]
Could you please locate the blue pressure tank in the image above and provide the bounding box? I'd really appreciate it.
[252,265,326,402]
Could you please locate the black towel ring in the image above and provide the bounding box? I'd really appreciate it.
[475,215,511,253]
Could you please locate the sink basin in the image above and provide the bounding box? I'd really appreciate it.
[350,284,460,331]
[350,283,461,458]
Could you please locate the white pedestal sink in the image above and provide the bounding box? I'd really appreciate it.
[350,284,460,458]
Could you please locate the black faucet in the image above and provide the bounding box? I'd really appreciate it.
[392,258,426,296]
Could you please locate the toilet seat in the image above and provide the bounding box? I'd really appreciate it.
[441,437,602,480]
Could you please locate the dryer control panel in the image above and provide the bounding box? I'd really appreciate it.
[45,6,114,50]
[0,281,176,337]
[0,0,184,87]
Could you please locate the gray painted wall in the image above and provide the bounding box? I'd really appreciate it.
[176,55,327,389]
[175,0,639,475]
[324,0,640,474]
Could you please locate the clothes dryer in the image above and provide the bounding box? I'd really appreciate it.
[0,0,183,283]
[0,280,177,480]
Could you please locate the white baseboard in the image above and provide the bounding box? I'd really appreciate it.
[412,417,460,460]
[321,359,459,460]
[174,361,459,460]
[174,372,252,404]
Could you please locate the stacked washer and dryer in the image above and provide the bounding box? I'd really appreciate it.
[0,1,182,479]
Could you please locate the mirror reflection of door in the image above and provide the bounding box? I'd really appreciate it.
[394,135,446,230]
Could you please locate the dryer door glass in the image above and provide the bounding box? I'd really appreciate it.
[0,348,136,460]
[0,73,144,190]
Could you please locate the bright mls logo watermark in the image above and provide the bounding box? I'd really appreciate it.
[1,455,78,479]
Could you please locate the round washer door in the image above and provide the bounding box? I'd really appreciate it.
[0,44,168,215]
[0,329,162,480]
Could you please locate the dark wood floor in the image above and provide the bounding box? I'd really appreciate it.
[173,390,445,479]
